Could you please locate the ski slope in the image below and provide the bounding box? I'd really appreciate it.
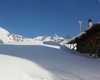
[0,41,100,80]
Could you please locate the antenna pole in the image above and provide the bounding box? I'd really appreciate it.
[78,21,83,33]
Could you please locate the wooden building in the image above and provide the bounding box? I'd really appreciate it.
[68,23,100,58]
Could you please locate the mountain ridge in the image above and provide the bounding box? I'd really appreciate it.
[0,27,31,44]
[0,27,70,44]
[0,27,63,44]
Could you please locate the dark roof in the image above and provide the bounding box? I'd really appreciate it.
[67,32,86,44]
[67,23,100,44]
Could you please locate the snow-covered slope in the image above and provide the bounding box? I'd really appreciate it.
[0,27,32,44]
[0,41,100,80]
[0,27,14,43]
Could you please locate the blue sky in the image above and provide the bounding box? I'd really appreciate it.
[0,0,100,38]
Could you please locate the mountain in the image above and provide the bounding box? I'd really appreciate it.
[33,34,64,42]
[33,34,72,45]
[0,27,31,44]
[0,27,70,45]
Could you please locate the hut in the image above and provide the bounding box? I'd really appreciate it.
[68,22,100,58]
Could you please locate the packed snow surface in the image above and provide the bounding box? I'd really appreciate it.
[0,41,100,80]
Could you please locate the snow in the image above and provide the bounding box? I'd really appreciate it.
[0,27,65,45]
[33,34,63,42]
[0,27,14,43]
[0,54,53,80]
[33,36,52,41]
[0,27,33,43]
[0,41,100,80]
[0,27,100,80]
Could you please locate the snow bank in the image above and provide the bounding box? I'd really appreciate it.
[0,41,100,80]
[0,54,53,80]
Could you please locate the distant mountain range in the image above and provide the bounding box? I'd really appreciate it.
[0,27,70,44]
[33,34,63,42]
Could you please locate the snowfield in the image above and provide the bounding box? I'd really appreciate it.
[0,41,100,80]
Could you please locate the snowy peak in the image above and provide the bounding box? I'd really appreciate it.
[0,27,9,34]
[33,34,63,43]
[0,27,31,44]
[51,34,59,42]
[0,27,13,43]
[33,36,48,41]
